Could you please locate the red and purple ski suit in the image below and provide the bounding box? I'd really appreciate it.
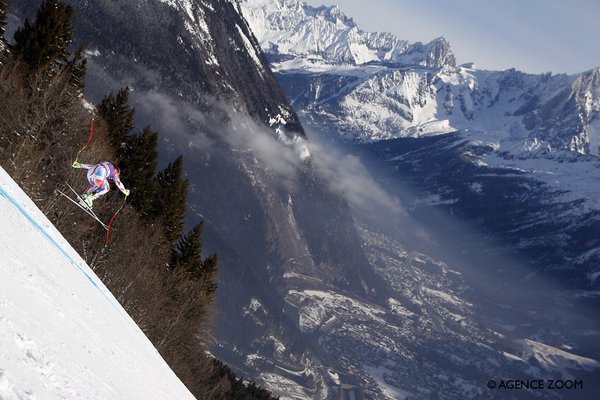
[77,161,128,200]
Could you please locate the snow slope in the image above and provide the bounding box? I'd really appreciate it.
[0,167,195,400]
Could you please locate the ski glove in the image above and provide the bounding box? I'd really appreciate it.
[72,160,82,168]
[124,189,130,197]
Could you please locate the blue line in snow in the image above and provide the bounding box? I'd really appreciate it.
[0,186,104,293]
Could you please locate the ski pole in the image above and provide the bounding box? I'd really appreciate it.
[105,195,127,246]
[74,117,94,164]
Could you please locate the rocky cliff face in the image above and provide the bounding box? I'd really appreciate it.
[523,68,600,155]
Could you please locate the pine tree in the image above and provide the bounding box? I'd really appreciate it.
[13,0,75,71]
[97,88,134,151]
[172,223,218,296]
[120,126,159,213]
[200,253,218,296]
[153,156,188,244]
[172,223,203,273]
[64,43,87,88]
[0,0,8,49]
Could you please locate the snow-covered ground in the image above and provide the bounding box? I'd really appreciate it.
[0,167,195,400]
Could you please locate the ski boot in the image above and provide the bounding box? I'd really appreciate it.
[79,194,94,209]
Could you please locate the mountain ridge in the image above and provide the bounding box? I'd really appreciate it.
[241,0,455,68]
[239,0,599,158]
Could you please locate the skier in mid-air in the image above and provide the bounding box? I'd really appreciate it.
[72,160,130,208]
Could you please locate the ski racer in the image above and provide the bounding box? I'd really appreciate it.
[72,160,130,208]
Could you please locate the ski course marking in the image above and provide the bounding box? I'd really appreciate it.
[0,184,117,308]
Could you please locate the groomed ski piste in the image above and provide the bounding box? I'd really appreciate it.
[0,167,195,400]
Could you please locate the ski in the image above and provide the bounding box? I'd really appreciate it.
[58,189,108,230]
[65,183,104,220]
[67,184,108,228]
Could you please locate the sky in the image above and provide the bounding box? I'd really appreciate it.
[304,0,600,75]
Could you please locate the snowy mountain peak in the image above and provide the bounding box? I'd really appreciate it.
[573,67,600,154]
[239,0,455,68]
[406,35,456,68]
[574,67,600,97]
[311,4,355,27]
